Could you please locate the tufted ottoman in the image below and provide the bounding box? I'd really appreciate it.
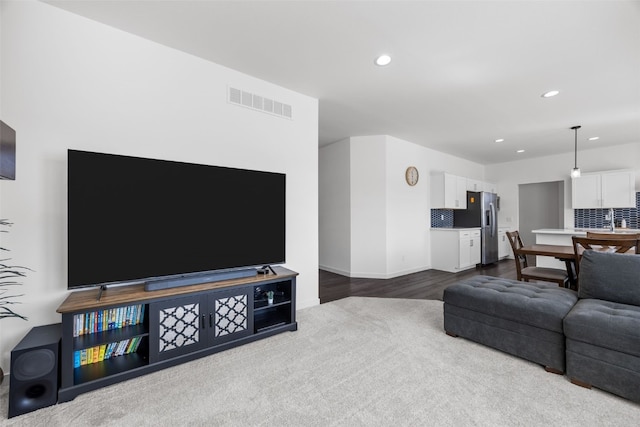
[443,275,578,373]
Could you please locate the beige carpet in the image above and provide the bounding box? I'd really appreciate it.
[1,297,638,426]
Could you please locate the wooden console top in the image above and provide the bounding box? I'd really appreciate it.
[57,266,298,313]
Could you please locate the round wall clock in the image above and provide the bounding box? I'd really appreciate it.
[405,166,419,186]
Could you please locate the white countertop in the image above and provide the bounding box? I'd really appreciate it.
[533,228,640,235]
[431,227,481,231]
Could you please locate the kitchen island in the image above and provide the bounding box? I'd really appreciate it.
[532,228,640,268]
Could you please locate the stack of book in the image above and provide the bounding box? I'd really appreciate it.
[72,304,146,368]
[73,304,145,337]
[74,337,143,368]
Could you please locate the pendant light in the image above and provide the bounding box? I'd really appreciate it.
[570,125,581,178]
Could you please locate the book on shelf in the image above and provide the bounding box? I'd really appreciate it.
[124,338,133,354]
[73,304,145,337]
[106,342,116,359]
[117,339,127,356]
[74,337,144,368]
[137,305,145,325]
[126,336,140,354]
[113,341,122,357]
[98,344,107,361]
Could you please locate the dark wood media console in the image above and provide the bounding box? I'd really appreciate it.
[56,267,298,402]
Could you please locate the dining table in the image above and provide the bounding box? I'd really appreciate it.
[516,244,578,289]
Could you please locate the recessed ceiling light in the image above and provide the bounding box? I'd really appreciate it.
[516,149,525,153]
[495,138,504,143]
[374,54,391,66]
[541,90,559,98]
[588,136,600,141]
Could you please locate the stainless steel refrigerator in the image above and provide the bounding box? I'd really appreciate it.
[453,191,499,265]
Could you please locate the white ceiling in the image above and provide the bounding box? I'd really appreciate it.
[46,0,640,165]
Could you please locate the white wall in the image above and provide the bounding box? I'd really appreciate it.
[319,134,484,278]
[0,1,318,371]
[385,136,430,276]
[486,142,640,233]
[318,138,350,274]
[350,136,388,276]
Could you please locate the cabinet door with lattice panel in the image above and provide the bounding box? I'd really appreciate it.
[148,294,206,362]
[207,287,253,345]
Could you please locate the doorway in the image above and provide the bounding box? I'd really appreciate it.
[518,181,564,265]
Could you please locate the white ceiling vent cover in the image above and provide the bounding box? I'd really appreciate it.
[228,87,293,120]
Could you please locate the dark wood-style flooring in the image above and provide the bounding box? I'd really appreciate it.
[319,259,517,304]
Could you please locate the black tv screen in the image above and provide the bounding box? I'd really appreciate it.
[67,150,285,289]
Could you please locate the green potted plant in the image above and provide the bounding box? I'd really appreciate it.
[0,219,30,384]
[266,290,274,305]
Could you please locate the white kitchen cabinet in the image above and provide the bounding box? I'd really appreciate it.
[498,228,511,259]
[483,182,498,193]
[466,179,497,194]
[458,234,471,269]
[466,179,483,192]
[431,228,480,273]
[469,230,481,265]
[572,174,601,208]
[572,170,636,208]
[431,172,467,209]
[602,171,636,207]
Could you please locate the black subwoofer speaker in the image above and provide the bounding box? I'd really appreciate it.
[9,323,62,418]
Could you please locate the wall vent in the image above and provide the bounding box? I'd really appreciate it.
[228,87,293,120]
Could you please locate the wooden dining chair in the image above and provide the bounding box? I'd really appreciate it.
[572,236,640,277]
[506,231,570,287]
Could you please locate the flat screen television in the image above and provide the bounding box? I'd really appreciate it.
[67,150,286,291]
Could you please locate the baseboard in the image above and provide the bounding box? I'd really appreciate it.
[319,265,351,276]
[384,265,432,279]
[319,264,432,279]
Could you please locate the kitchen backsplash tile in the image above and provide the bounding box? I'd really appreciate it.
[431,209,454,228]
[434,192,639,229]
[574,192,640,229]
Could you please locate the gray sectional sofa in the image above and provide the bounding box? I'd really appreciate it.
[443,250,640,403]
[563,250,640,402]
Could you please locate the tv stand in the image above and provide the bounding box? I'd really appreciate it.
[56,266,297,403]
